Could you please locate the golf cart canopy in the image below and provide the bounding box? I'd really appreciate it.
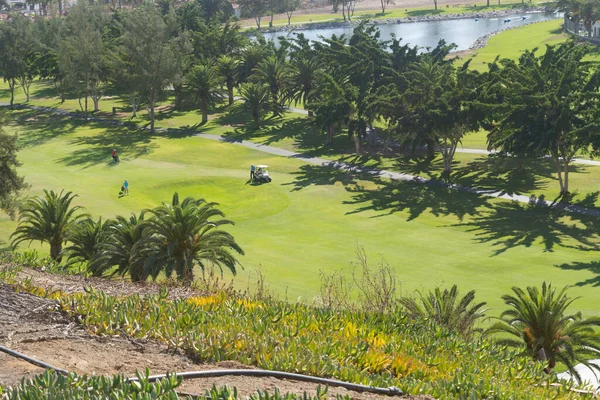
[256,165,268,169]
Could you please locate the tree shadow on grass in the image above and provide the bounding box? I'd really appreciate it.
[554,261,600,287]
[284,164,361,191]
[8,108,80,148]
[449,155,561,197]
[394,156,447,180]
[458,200,600,255]
[56,124,158,168]
[344,176,491,221]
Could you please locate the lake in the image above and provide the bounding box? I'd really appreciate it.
[261,12,562,51]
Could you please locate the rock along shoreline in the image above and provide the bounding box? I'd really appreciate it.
[256,5,553,34]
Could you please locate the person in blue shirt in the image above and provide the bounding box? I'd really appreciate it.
[250,165,255,181]
[123,179,129,195]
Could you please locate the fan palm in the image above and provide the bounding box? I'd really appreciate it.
[288,55,321,117]
[187,63,224,124]
[216,55,240,106]
[135,193,244,284]
[88,213,147,282]
[487,282,600,381]
[239,82,271,128]
[252,56,290,116]
[11,190,86,262]
[64,217,106,268]
[400,285,487,339]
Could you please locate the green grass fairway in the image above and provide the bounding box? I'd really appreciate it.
[468,19,568,71]
[2,108,600,319]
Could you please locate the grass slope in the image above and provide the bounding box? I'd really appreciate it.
[467,19,568,71]
[1,109,600,319]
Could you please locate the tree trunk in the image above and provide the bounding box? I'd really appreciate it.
[554,157,565,194]
[434,0,437,10]
[269,11,274,27]
[130,95,138,117]
[563,160,570,194]
[173,84,184,110]
[255,16,262,29]
[92,96,100,112]
[58,0,62,14]
[23,84,30,102]
[353,133,361,155]
[272,92,280,117]
[8,79,15,107]
[201,101,208,124]
[327,124,334,145]
[85,96,88,114]
[380,0,386,13]
[253,109,261,128]
[148,93,156,133]
[228,83,234,106]
[287,12,292,25]
[426,138,435,159]
[50,241,62,262]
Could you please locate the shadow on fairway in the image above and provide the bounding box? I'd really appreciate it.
[284,164,360,191]
[459,199,600,255]
[9,109,80,148]
[344,177,491,222]
[450,155,565,197]
[394,156,446,180]
[555,260,600,287]
[56,124,157,168]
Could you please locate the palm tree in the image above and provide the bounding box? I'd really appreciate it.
[64,217,106,268]
[400,285,487,339]
[88,213,147,282]
[288,55,321,117]
[252,56,290,116]
[216,55,240,106]
[310,72,353,145]
[239,45,269,84]
[239,82,271,129]
[487,282,600,380]
[401,58,451,159]
[135,193,244,284]
[187,63,224,124]
[11,190,86,262]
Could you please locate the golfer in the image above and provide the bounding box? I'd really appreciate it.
[112,148,119,162]
[123,179,129,195]
[250,164,255,180]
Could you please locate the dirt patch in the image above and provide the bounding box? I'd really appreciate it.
[0,281,432,399]
[15,267,206,299]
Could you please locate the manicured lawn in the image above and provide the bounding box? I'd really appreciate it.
[2,108,600,320]
[467,19,568,71]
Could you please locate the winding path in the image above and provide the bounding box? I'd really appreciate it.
[4,102,600,217]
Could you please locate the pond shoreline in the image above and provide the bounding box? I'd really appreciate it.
[257,6,553,34]
[466,17,560,51]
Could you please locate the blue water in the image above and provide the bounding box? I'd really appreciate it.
[261,12,561,51]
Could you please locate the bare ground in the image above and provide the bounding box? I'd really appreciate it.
[0,274,433,399]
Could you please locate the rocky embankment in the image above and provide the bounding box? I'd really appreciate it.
[258,5,552,33]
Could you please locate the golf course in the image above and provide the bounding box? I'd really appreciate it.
[2,18,600,319]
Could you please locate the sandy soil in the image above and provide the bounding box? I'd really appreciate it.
[0,277,433,399]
